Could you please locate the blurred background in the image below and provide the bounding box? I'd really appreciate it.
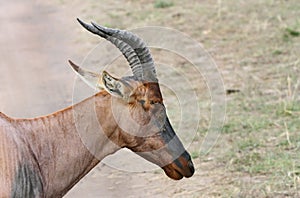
[0,0,299,197]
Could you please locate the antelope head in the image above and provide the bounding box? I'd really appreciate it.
[69,19,194,180]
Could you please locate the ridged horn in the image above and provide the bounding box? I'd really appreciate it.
[77,18,143,80]
[77,18,157,82]
[91,21,157,82]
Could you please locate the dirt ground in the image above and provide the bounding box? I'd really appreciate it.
[0,0,299,197]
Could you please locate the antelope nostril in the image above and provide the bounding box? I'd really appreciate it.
[188,160,193,168]
[188,160,195,174]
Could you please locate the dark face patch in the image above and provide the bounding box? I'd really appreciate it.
[117,79,194,179]
[11,163,44,198]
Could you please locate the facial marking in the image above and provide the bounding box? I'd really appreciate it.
[108,77,194,180]
[131,82,163,110]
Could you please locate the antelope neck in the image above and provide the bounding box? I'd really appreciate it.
[13,91,121,197]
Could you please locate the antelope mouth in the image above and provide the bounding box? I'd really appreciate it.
[163,166,184,180]
[162,158,195,180]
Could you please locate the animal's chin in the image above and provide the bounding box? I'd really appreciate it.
[162,166,184,180]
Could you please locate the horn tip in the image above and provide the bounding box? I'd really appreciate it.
[76,18,89,27]
[68,60,79,72]
[76,18,82,24]
[76,18,82,23]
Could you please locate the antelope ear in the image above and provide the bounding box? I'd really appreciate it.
[68,60,104,90]
[102,71,132,100]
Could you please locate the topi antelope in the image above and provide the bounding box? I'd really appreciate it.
[0,19,194,197]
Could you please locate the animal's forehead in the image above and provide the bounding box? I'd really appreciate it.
[121,76,162,99]
[135,82,163,102]
[145,82,162,98]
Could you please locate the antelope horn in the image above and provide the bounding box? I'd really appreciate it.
[91,22,157,82]
[77,18,143,80]
[77,18,157,82]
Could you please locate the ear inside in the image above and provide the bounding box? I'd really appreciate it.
[68,60,104,90]
[102,71,131,99]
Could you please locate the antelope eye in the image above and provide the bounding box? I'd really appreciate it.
[150,100,159,105]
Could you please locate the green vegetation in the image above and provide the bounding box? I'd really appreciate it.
[154,0,174,9]
[286,27,300,37]
[191,151,200,159]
